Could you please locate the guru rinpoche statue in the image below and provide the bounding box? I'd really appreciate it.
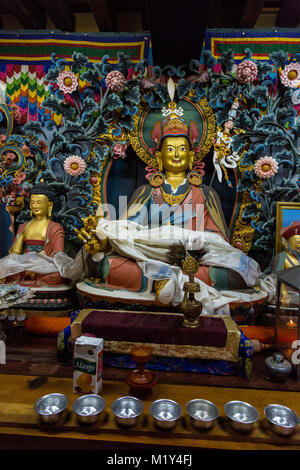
[77,102,260,307]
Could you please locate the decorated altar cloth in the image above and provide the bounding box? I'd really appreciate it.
[57,309,254,377]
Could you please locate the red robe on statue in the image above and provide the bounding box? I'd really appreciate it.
[8,219,65,286]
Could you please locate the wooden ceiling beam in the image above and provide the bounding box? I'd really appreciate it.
[40,0,75,31]
[88,0,114,32]
[276,0,300,27]
[239,0,265,27]
[13,0,46,29]
[205,0,224,28]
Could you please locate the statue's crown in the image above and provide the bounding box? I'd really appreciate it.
[150,101,199,149]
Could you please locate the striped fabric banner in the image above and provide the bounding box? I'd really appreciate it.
[201,28,300,62]
[0,31,152,123]
[0,30,153,65]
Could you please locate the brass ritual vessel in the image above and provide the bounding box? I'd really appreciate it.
[180,255,202,328]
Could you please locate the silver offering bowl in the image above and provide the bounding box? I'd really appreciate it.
[72,394,106,424]
[34,393,69,424]
[111,396,144,426]
[186,399,219,430]
[224,400,259,432]
[264,404,300,436]
[150,399,182,430]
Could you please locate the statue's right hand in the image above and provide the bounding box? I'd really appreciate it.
[75,227,108,255]
[75,227,92,244]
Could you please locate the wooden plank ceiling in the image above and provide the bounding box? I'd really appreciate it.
[0,0,299,66]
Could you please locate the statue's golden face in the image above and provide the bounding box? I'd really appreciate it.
[30,194,51,217]
[288,234,300,253]
[159,136,191,172]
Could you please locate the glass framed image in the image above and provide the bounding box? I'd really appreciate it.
[275,201,300,254]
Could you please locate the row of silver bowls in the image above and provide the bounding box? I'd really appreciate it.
[34,394,300,435]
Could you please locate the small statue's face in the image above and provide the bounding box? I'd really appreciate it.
[30,194,51,217]
[159,136,191,172]
[288,234,300,253]
[224,120,234,131]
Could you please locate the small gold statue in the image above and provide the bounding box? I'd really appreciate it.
[4,183,65,286]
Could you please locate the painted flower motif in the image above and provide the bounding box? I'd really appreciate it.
[0,134,7,144]
[12,171,26,185]
[236,60,258,84]
[112,143,128,159]
[57,70,78,94]
[105,70,126,92]
[281,62,300,88]
[21,144,32,157]
[10,104,22,123]
[64,155,86,176]
[2,151,16,167]
[140,78,156,90]
[254,156,278,179]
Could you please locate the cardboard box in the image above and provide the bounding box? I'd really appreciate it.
[73,335,103,394]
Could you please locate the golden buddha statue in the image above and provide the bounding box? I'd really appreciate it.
[3,183,65,286]
[76,101,260,308]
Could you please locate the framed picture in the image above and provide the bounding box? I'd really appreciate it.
[275,202,300,254]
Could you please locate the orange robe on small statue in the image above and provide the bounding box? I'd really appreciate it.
[7,219,65,286]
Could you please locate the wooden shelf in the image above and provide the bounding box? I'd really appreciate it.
[0,373,300,450]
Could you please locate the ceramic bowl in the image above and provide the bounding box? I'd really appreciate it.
[264,404,300,436]
[186,399,219,429]
[150,399,182,430]
[224,400,258,432]
[111,396,144,426]
[72,394,106,424]
[34,393,69,424]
